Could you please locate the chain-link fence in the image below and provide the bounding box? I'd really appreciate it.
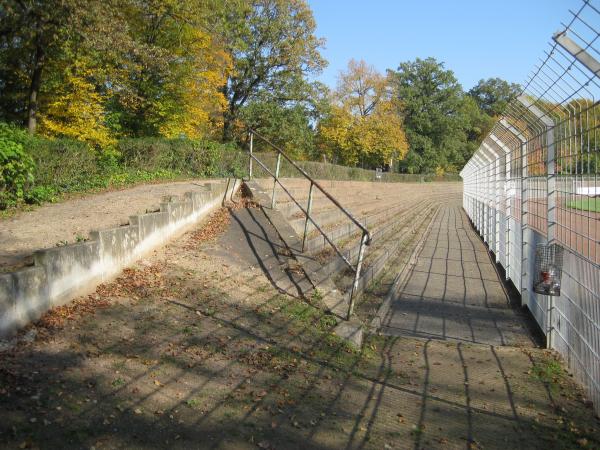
[461,0,600,413]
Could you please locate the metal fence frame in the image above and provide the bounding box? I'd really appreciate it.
[461,0,600,413]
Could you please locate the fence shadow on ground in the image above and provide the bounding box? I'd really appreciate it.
[0,205,596,449]
[382,204,543,348]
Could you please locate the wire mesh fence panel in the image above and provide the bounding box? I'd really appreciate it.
[460,0,600,415]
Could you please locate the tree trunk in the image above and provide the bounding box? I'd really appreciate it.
[222,114,232,142]
[27,41,45,134]
[222,105,237,142]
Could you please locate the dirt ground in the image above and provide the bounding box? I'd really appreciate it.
[0,180,221,271]
[1,203,598,450]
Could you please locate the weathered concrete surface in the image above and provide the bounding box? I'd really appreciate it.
[332,318,363,348]
[0,179,240,337]
[0,179,226,271]
[379,200,536,347]
[207,204,314,300]
[242,181,349,317]
[240,180,361,349]
[1,188,598,450]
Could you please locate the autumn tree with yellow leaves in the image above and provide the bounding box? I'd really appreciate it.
[0,0,509,175]
[317,59,408,168]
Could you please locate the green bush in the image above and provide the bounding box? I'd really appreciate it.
[118,137,246,177]
[0,122,38,149]
[0,137,35,208]
[26,138,99,191]
[24,185,57,205]
[0,120,458,212]
[0,126,251,211]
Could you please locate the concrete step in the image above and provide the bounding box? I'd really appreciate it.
[334,203,438,297]
[243,180,349,318]
[288,199,406,237]
[276,192,404,225]
[244,179,447,346]
[307,201,438,298]
[303,199,427,255]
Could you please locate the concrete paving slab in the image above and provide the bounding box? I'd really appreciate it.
[381,200,535,347]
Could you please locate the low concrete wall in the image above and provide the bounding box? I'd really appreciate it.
[0,179,240,337]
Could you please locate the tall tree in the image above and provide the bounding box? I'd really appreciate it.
[389,57,470,173]
[0,0,78,133]
[469,77,521,117]
[115,0,230,138]
[336,59,386,117]
[240,81,328,159]
[317,59,408,168]
[220,0,326,140]
[0,0,132,137]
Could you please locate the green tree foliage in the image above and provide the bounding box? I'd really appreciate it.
[114,0,230,139]
[0,0,131,135]
[240,101,315,160]
[469,77,521,117]
[220,0,327,140]
[389,57,492,173]
[0,136,34,208]
[0,0,325,148]
[0,0,516,176]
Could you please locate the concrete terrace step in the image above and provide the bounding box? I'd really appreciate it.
[303,199,428,255]
[308,201,438,298]
[247,179,463,320]
[275,192,403,224]
[254,179,447,304]
[288,199,407,237]
[243,181,349,318]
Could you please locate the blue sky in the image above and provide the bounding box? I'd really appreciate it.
[307,0,583,91]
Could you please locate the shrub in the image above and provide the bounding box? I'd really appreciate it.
[24,185,57,205]
[26,138,99,190]
[0,122,38,149]
[118,137,246,177]
[0,137,35,208]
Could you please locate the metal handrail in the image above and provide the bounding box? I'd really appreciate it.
[246,128,371,319]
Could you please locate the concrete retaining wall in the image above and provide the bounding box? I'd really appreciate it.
[0,179,240,338]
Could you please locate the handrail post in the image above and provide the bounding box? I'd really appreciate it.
[249,132,254,179]
[271,152,282,209]
[348,231,369,319]
[302,182,314,252]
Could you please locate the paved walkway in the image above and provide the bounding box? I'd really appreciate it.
[380,201,535,347]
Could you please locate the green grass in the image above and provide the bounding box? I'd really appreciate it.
[111,377,126,388]
[282,301,319,323]
[530,357,565,394]
[566,198,600,212]
[185,398,202,409]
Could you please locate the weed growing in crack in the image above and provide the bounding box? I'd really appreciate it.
[111,377,126,388]
[311,289,323,302]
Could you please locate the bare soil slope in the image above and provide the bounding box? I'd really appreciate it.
[0,180,221,271]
